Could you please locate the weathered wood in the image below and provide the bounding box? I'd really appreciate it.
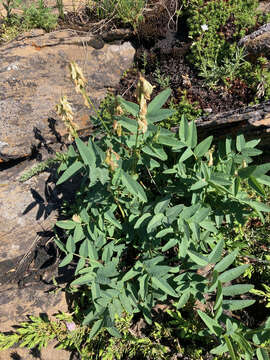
[172,100,270,147]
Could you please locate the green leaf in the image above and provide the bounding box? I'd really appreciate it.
[248,201,270,213]
[66,235,75,253]
[175,291,190,309]
[79,239,89,257]
[104,210,122,230]
[162,238,178,252]
[200,220,217,233]
[147,213,165,233]
[134,213,151,229]
[59,253,73,267]
[71,273,94,286]
[75,258,86,275]
[257,348,270,360]
[179,147,193,162]
[156,228,174,238]
[147,109,176,123]
[152,277,178,297]
[223,284,254,296]
[245,139,261,148]
[194,136,213,158]
[222,299,255,311]
[118,116,138,133]
[122,268,139,282]
[210,342,228,355]
[214,281,223,310]
[236,134,245,152]
[89,319,103,338]
[224,335,237,360]
[56,220,76,230]
[187,121,197,148]
[139,274,148,300]
[179,115,189,143]
[119,292,133,314]
[74,224,84,243]
[166,205,183,223]
[54,238,67,254]
[232,177,240,197]
[56,161,83,185]
[257,175,270,186]
[209,240,224,264]
[214,249,238,273]
[197,310,222,336]
[75,138,96,166]
[121,171,147,202]
[154,195,171,214]
[142,144,168,161]
[117,96,139,117]
[147,88,171,113]
[248,176,265,197]
[88,241,98,261]
[189,207,210,223]
[252,164,270,177]
[242,148,262,157]
[191,179,208,190]
[238,166,256,179]
[156,134,183,147]
[106,326,121,338]
[187,250,209,267]
[218,264,250,283]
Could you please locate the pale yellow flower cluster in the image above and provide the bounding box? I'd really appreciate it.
[105,147,120,171]
[55,96,78,141]
[135,73,155,133]
[69,61,90,108]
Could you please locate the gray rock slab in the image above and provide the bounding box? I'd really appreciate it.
[0,29,135,161]
[238,22,270,58]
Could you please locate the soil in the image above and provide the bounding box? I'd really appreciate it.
[56,0,262,117]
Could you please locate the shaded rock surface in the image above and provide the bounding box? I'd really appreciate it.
[0,29,135,161]
[171,100,270,147]
[0,149,61,262]
[0,153,75,358]
[239,22,270,58]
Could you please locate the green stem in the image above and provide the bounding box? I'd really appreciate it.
[132,121,140,175]
[81,88,111,137]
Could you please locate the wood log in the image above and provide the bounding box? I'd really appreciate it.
[171,100,270,148]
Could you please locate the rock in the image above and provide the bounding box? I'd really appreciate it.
[257,1,270,15]
[0,282,68,333]
[0,342,70,360]
[0,154,60,262]
[238,22,270,59]
[0,151,74,359]
[0,29,135,161]
[0,280,69,360]
[171,99,270,147]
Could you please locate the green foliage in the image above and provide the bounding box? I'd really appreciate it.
[90,0,145,29]
[182,0,270,96]
[21,0,58,31]
[0,314,65,351]
[0,0,57,40]
[153,67,170,89]
[166,90,204,127]
[0,0,21,21]
[0,22,19,42]
[250,284,270,308]
[90,92,117,131]
[0,312,173,359]
[19,152,67,182]
[52,83,270,358]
